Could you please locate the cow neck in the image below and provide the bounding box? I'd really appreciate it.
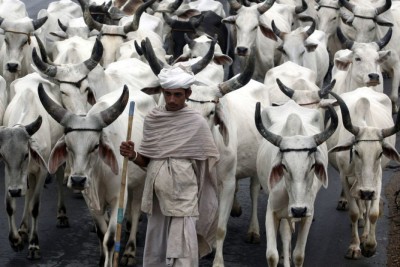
[4,30,31,44]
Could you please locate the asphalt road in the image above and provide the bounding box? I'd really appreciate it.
[0,0,396,266]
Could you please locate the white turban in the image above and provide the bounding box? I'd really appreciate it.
[158,64,196,89]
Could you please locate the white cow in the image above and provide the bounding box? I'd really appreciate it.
[326,88,400,259]
[0,80,63,260]
[267,16,329,88]
[255,100,338,267]
[140,38,270,267]
[40,86,156,266]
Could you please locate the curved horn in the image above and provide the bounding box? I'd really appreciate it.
[83,38,103,71]
[162,12,175,27]
[80,0,103,31]
[141,38,168,75]
[168,0,184,12]
[191,34,216,74]
[124,0,157,33]
[218,48,255,96]
[57,19,68,32]
[339,0,355,13]
[318,79,336,99]
[381,101,400,137]
[328,91,359,135]
[375,27,392,50]
[227,0,242,11]
[32,16,48,30]
[0,17,4,26]
[34,34,54,65]
[276,78,294,98]
[376,0,391,15]
[257,0,275,14]
[134,40,143,55]
[184,33,196,48]
[302,16,316,38]
[38,83,71,125]
[32,48,57,77]
[295,0,308,14]
[96,85,129,127]
[255,102,282,146]
[271,20,285,40]
[25,116,43,136]
[313,104,338,145]
[336,27,354,49]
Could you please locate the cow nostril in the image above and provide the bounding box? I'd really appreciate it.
[368,73,379,81]
[9,189,22,197]
[71,176,87,188]
[236,47,248,55]
[360,190,375,200]
[6,63,19,73]
[291,207,307,218]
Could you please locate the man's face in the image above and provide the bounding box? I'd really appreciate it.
[162,88,192,111]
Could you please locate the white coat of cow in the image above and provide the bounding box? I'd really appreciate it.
[326,88,400,259]
[255,100,338,267]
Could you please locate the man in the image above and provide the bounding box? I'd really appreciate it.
[120,65,220,267]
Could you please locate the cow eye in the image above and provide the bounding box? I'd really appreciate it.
[355,57,361,62]
[207,110,215,118]
[61,91,67,95]
[278,46,286,54]
[310,163,315,170]
[92,144,99,152]
[354,150,359,157]
[24,153,29,160]
[378,151,383,158]
[281,164,287,172]
[331,16,337,21]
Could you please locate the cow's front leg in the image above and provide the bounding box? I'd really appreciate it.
[360,198,379,258]
[55,166,69,228]
[246,176,261,244]
[6,196,24,251]
[102,201,118,267]
[279,219,292,267]
[92,212,108,266]
[292,216,313,267]
[345,197,362,259]
[266,208,280,267]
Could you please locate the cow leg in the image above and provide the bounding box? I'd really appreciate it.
[360,196,380,257]
[265,206,280,267]
[121,185,144,266]
[279,219,292,267]
[230,180,242,217]
[246,176,260,244]
[336,188,348,211]
[292,216,313,267]
[103,202,117,267]
[344,182,362,259]
[6,195,24,251]
[55,166,69,228]
[91,211,109,266]
[212,175,236,267]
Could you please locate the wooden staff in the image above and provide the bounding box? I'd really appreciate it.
[113,101,135,267]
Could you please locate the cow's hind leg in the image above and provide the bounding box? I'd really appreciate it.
[246,176,260,244]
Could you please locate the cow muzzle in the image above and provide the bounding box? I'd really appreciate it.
[236,46,248,56]
[70,175,87,190]
[366,73,380,86]
[291,207,308,218]
[8,188,22,198]
[6,62,19,73]
[360,189,375,200]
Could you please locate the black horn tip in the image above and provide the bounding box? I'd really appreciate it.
[276,78,294,98]
[319,79,336,98]
[25,116,43,136]
[58,19,68,32]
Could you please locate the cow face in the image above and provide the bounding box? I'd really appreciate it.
[334,43,390,87]
[98,25,126,68]
[315,0,340,40]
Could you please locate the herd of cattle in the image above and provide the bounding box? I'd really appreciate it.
[0,0,399,266]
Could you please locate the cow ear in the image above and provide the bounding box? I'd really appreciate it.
[334,56,352,71]
[329,138,354,153]
[382,141,400,163]
[378,51,391,64]
[99,133,119,175]
[141,86,162,95]
[305,42,318,52]
[269,162,284,189]
[213,53,233,65]
[221,16,236,24]
[29,139,48,172]
[259,23,277,41]
[314,153,328,188]
[49,31,68,39]
[49,136,67,174]
[214,103,229,146]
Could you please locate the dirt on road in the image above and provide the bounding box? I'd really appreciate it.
[385,169,400,267]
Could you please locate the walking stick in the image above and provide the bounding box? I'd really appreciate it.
[113,101,135,267]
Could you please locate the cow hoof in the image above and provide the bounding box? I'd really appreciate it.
[27,246,41,260]
[120,254,136,266]
[361,242,376,258]
[245,232,260,244]
[18,230,29,243]
[9,235,24,252]
[336,200,348,211]
[345,247,362,259]
[56,216,70,228]
[230,206,242,217]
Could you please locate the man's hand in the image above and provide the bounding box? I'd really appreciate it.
[120,140,136,159]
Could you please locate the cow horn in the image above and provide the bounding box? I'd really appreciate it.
[301,16,316,39]
[168,0,184,12]
[295,0,308,14]
[25,116,43,136]
[32,17,48,30]
[162,12,175,27]
[184,33,196,48]
[276,78,294,98]
[141,38,168,75]
[124,0,157,33]
[58,19,68,32]
[190,14,204,28]
[255,102,282,147]
[0,17,3,26]
[257,0,275,14]
[376,0,391,15]
[318,79,336,99]
[34,34,54,65]
[80,0,103,31]
[97,85,129,127]
[134,40,143,55]
[32,48,57,77]
[38,83,71,125]
[83,38,103,71]
[328,91,359,135]
[218,48,255,96]
[375,27,392,50]
[381,103,400,138]
[191,34,216,74]
[336,27,354,50]
[313,104,338,146]
[339,0,355,13]
[271,20,285,40]
[227,0,242,11]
